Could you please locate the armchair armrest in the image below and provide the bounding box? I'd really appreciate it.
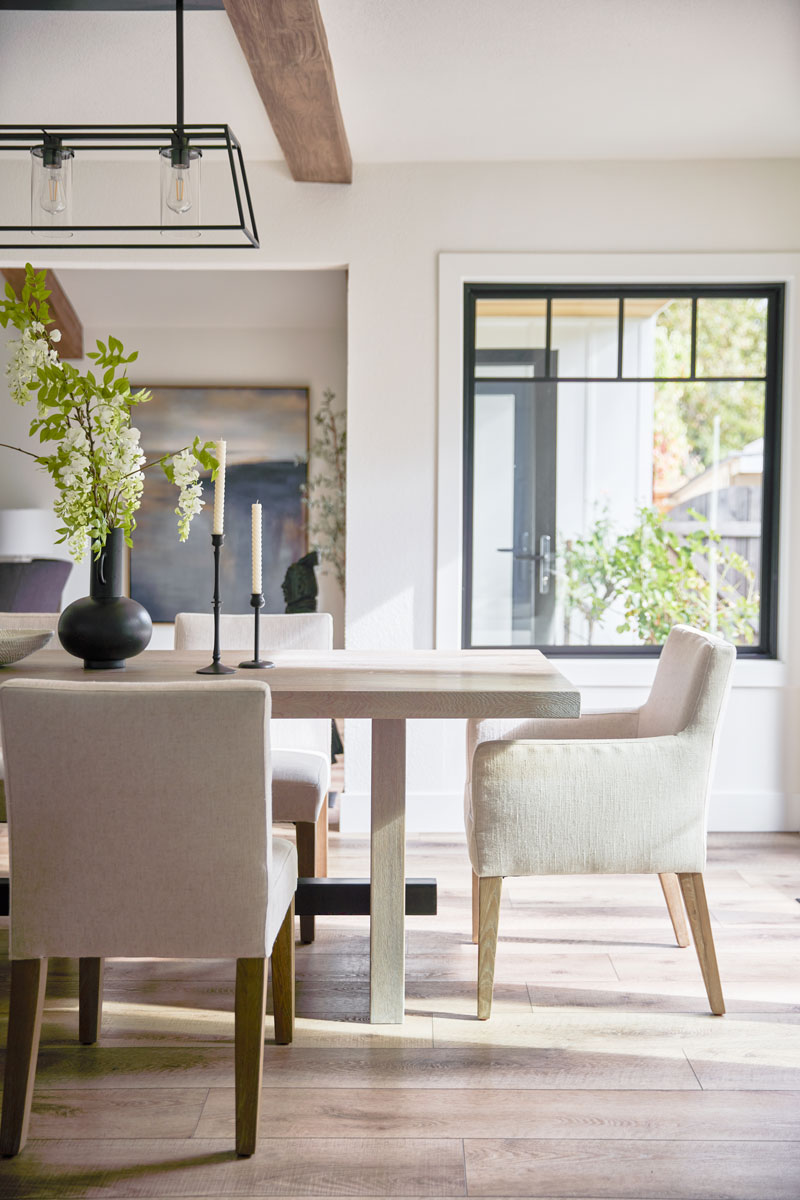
[468,733,709,878]
[467,707,640,768]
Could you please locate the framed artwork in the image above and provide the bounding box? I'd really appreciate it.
[130,385,309,623]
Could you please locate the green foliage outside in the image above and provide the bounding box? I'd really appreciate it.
[653,296,767,491]
[560,507,759,646]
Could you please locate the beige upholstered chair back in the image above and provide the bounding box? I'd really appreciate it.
[174,612,333,757]
[638,625,736,741]
[0,612,59,631]
[0,679,285,961]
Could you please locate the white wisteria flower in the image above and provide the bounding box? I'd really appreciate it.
[169,447,205,541]
[5,323,59,405]
[0,264,219,563]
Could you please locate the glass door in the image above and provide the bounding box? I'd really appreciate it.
[466,349,556,646]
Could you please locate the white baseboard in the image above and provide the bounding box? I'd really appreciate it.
[340,791,465,834]
[707,790,800,832]
[340,789,800,834]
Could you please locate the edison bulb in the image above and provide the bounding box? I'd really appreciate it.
[166,163,193,214]
[39,166,67,214]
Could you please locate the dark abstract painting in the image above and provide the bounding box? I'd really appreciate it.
[130,386,308,623]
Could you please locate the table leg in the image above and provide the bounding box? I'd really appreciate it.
[370,718,406,1023]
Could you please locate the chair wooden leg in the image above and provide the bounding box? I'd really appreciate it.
[272,898,295,1045]
[471,870,479,944]
[234,957,266,1157]
[477,877,502,1020]
[678,872,725,1016]
[659,873,691,948]
[315,798,329,877]
[79,957,104,1045]
[1,958,47,1157]
[297,801,327,943]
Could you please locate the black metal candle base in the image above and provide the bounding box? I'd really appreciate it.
[197,660,236,675]
[197,532,236,676]
[239,591,275,669]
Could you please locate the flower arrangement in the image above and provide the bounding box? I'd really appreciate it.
[0,264,217,561]
[302,387,346,590]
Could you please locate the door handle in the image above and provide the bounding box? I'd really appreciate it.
[538,534,551,595]
[496,543,551,567]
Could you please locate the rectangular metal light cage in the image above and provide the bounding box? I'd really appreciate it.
[0,124,259,249]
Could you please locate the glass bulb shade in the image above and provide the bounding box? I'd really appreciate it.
[166,164,192,214]
[160,146,201,236]
[30,145,74,237]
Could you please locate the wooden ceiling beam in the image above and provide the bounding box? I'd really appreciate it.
[223,0,352,184]
[2,268,83,360]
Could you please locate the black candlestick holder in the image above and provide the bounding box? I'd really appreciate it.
[197,533,236,675]
[239,592,275,669]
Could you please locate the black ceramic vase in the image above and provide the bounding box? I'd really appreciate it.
[58,529,152,670]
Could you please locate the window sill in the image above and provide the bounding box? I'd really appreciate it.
[558,655,785,690]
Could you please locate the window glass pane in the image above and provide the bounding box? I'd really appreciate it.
[475,298,546,373]
[554,381,763,649]
[695,297,767,378]
[550,298,618,378]
[470,388,516,644]
[464,288,777,652]
[623,297,692,379]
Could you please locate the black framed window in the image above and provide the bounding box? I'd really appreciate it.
[462,284,783,656]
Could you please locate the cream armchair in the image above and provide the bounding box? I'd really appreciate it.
[175,612,332,943]
[466,625,735,1019]
[0,678,296,1158]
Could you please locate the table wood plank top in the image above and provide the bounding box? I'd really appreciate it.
[0,648,580,720]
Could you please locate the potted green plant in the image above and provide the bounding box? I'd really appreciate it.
[0,264,218,667]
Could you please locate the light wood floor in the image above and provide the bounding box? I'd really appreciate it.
[0,829,799,1199]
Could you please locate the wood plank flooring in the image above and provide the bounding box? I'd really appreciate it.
[0,830,798,1198]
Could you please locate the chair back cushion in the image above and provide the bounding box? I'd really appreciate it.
[638,625,736,740]
[174,612,332,758]
[0,679,290,960]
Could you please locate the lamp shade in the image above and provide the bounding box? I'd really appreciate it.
[0,508,68,560]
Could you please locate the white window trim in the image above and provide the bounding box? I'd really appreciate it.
[436,251,798,687]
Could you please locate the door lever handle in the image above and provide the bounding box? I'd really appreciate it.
[538,534,551,594]
[496,547,545,561]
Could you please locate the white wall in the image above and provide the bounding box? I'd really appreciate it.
[2,158,799,830]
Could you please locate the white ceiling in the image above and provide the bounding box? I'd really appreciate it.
[56,268,348,330]
[1,0,798,162]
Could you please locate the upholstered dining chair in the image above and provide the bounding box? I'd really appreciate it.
[175,612,332,943]
[0,612,59,824]
[0,678,296,1158]
[465,625,735,1019]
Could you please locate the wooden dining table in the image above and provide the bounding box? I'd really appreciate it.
[2,646,580,1023]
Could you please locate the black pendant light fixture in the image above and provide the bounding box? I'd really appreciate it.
[0,0,259,249]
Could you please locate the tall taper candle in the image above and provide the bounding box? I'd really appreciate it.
[212,439,226,535]
[251,501,262,593]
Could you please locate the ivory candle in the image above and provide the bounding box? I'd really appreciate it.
[251,501,262,593]
[212,439,226,535]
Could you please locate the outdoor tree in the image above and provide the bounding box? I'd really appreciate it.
[653,297,767,484]
[559,507,758,647]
